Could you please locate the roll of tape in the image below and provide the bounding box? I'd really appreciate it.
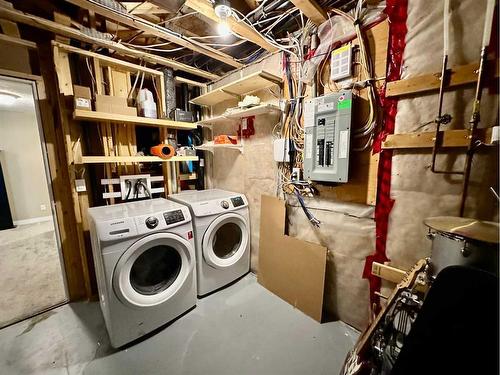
[150,144,176,159]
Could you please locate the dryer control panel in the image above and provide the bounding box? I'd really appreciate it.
[190,195,248,217]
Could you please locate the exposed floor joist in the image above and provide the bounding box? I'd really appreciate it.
[0,4,219,80]
[184,0,277,52]
[290,0,328,25]
[64,0,243,69]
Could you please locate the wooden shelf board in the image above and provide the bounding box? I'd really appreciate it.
[190,71,283,107]
[195,141,243,152]
[78,155,199,164]
[198,104,281,125]
[73,110,197,130]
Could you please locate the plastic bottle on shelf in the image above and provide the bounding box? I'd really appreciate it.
[137,88,157,119]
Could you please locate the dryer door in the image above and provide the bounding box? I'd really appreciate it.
[202,212,249,269]
[113,232,194,308]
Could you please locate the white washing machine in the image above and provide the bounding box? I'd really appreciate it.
[88,198,196,348]
[169,189,250,296]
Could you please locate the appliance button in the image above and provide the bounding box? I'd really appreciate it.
[145,216,159,229]
[221,200,230,209]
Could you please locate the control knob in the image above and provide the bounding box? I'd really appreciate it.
[145,216,159,229]
[221,200,230,209]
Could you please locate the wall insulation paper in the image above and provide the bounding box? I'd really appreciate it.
[385,0,499,270]
[286,199,374,330]
[257,195,327,322]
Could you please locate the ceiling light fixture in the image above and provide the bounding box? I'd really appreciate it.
[214,0,232,36]
[0,91,20,106]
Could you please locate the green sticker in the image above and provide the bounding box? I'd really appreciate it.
[337,99,352,110]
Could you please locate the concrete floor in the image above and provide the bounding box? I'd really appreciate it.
[0,219,67,328]
[0,273,358,375]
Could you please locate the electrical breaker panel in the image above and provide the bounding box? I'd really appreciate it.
[303,91,352,183]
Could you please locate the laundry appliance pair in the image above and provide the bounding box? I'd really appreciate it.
[88,189,250,347]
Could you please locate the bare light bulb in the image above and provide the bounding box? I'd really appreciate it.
[217,16,231,36]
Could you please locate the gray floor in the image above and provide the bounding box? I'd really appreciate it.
[0,273,358,375]
[0,219,67,328]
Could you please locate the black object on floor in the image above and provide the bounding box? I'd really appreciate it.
[0,159,14,231]
[391,265,499,375]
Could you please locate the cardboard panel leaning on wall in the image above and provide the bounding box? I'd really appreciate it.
[258,195,327,322]
[386,0,499,270]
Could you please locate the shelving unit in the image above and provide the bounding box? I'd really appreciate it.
[190,70,283,107]
[77,155,198,164]
[198,104,282,126]
[195,141,244,153]
[73,110,197,130]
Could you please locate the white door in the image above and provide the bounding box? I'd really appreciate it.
[202,213,249,269]
[113,232,194,308]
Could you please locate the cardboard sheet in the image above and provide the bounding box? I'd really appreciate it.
[257,195,327,322]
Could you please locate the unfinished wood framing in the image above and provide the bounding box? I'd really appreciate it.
[78,155,199,164]
[386,59,500,98]
[0,4,219,79]
[191,70,283,106]
[64,0,243,69]
[0,32,36,48]
[38,42,93,300]
[290,0,328,25]
[184,0,277,52]
[382,128,493,150]
[73,110,197,129]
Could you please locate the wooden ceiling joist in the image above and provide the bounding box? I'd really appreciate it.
[0,4,219,80]
[184,0,277,53]
[290,0,328,25]
[0,32,37,48]
[64,0,243,69]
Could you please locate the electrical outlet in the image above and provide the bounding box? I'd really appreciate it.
[40,204,47,211]
[120,174,152,200]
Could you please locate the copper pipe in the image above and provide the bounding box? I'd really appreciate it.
[459,46,488,216]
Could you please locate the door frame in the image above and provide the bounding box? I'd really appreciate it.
[0,73,70,326]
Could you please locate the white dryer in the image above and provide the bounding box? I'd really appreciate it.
[169,189,250,296]
[88,199,196,348]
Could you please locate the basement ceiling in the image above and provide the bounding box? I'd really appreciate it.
[8,0,365,82]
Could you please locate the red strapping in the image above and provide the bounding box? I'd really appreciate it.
[363,0,408,311]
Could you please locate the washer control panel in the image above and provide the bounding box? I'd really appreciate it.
[164,209,185,225]
[145,216,159,229]
[221,200,230,209]
[231,196,244,207]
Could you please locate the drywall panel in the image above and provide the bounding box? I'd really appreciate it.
[258,195,327,322]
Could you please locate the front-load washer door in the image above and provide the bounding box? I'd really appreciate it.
[113,232,194,308]
[202,213,249,269]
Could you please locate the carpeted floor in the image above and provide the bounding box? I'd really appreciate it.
[0,219,67,328]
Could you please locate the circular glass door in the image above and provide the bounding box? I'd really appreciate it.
[113,233,194,308]
[202,213,249,269]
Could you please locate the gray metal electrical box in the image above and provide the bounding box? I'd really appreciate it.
[303,91,352,183]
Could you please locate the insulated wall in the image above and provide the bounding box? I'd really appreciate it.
[387,0,499,269]
[208,0,498,331]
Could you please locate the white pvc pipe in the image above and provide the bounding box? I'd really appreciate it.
[482,0,496,47]
[443,0,450,56]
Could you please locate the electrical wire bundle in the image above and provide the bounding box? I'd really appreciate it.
[329,0,379,151]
